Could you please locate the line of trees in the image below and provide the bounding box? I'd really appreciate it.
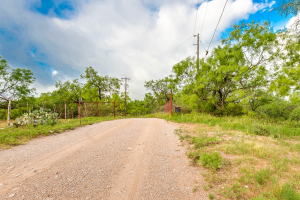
[144,15,300,121]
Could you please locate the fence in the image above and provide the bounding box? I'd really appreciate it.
[163,90,190,116]
[3,100,120,127]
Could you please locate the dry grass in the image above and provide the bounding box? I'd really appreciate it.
[175,123,300,199]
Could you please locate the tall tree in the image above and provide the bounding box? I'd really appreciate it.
[55,79,83,103]
[81,66,121,101]
[0,56,35,104]
[144,76,176,105]
[273,0,300,17]
[173,21,279,112]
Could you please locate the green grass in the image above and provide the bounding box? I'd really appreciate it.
[170,113,300,199]
[0,116,119,147]
[147,112,300,138]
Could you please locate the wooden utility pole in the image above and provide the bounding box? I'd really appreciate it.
[43,102,45,112]
[121,77,130,117]
[7,99,11,127]
[194,33,199,69]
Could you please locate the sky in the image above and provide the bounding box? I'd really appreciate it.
[0,0,295,100]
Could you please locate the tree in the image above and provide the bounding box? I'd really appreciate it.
[173,21,278,113]
[55,79,83,103]
[144,76,176,105]
[273,0,300,17]
[290,106,300,122]
[0,56,35,104]
[81,66,121,101]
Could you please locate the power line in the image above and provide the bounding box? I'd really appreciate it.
[193,0,201,35]
[139,36,193,69]
[127,89,144,97]
[206,0,229,56]
[199,0,209,44]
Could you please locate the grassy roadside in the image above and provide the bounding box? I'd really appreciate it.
[0,116,120,148]
[150,113,300,199]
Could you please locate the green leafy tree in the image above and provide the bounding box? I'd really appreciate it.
[81,66,121,101]
[273,0,300,17]
[290,107,300,122]
[173,22,278,113]
[144,76,176,105]
[0,56,35,103]
[55,79,83,103]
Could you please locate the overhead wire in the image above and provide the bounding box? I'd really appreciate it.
[193,0,201,35]
[199,0,209,50]
[206,0,229,57]
[139,36,193,69]
[127,89,144,97]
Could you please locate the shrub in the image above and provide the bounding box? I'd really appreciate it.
[11,108,58,127]
[254,167,271,185]
[251,125,270,136]
[192,136,218,149]
[290,107,300,122]
[279,183,300,200]
[198,152,223,171]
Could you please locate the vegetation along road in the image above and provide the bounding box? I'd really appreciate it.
[0,118,208,199]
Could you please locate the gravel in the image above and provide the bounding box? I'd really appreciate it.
[0,118,208,199]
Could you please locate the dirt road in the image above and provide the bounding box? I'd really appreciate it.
[0,118,208,200]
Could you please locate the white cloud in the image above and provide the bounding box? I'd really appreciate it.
[0,0,274,99]
[52,70,58,76]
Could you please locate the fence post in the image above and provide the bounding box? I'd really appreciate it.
[97,102,99,117]
[118,100,120,116]
[114,100,115,118]
[7,99,11,127]
[79,102,81,125]
[170,90,172,116]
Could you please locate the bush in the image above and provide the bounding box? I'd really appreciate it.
[279,183,300,200]
[198,152,223,171]
[192,136,218,148]
[11,108,58,127]
[223,103,244,116]
[254,167,271,185]
[290,107,300,122]
[251,125,270,136]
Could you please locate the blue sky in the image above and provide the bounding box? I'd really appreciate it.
[0,0,295,98]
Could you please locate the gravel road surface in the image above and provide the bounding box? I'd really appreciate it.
[0,118,208,200]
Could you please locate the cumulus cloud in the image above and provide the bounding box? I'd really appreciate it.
[52,70,58,75]
[0,0,274,99]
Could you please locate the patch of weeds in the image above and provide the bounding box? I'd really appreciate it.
[224,141,274,159]
[279,183,300,200]
[273,158,289,176]
[192,135,218,149]
[174,129,183,136]
[188,149,202,164]
[192,184,199,192]
[203,185,209,191]
[179,134,191,142]
[203,172,227,184]
[198,152,223,171]
[238,167,255,184]
[209,193,215,199]
[254,167,271,185]
[232,182,246,199]
[251,125,270,136]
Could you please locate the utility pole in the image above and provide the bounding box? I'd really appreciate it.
[121,77,130,117]
[194,33,199,68]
